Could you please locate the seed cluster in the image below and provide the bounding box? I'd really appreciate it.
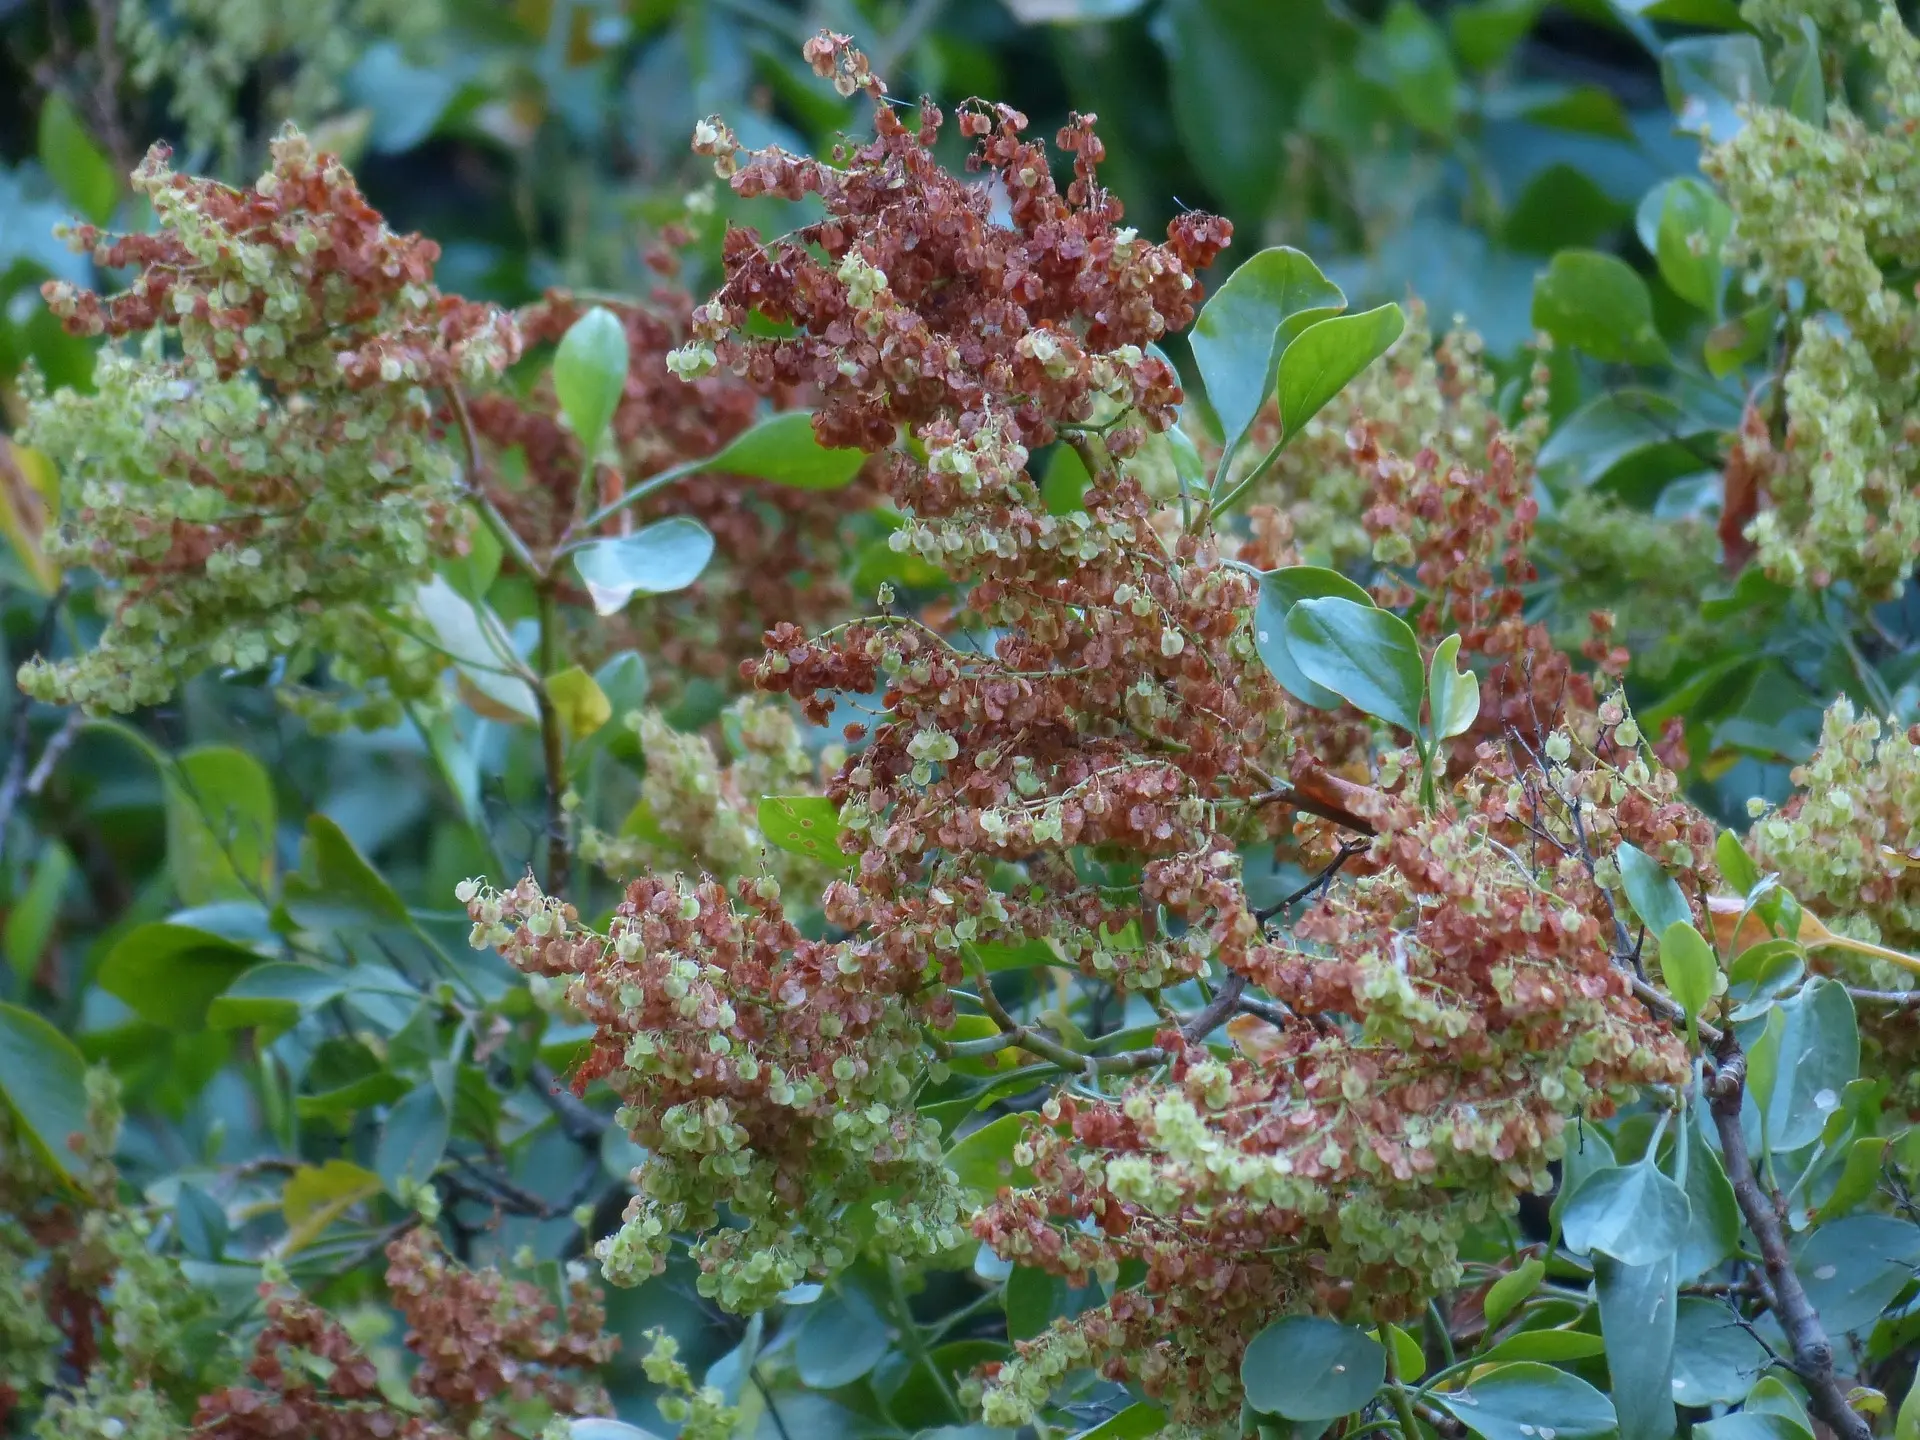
[20,128,519,725]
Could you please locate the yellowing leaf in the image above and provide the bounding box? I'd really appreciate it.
[545,666,612,737]
[280,1159,382,1256]
[0,439,60,594]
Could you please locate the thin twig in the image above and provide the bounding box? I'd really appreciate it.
[1708,1039,1869,1440]
[529,1060,610,1144]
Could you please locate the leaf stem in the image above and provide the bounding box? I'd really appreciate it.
[886,1256,960,1420]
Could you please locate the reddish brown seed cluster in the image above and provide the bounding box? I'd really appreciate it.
[195,1230,615,1440]
[47,135,518,392]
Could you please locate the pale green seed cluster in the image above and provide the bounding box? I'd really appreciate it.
[1708,2,1920,595]
[637,1328,740,1440]
[19,133,516,723]
[120,0,444,171]
[1749,697,1920,984]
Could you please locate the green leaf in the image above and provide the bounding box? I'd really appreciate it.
[1654,177,1733,313]
[0,1000,91,1183]
[1277,304,1406,439]
[1241,1315,1385,1421]
[572,517,715,617]
[165,745,277,907]
[1616,841,1692,941]
[1749,977,1857,1154]
[175,1182,229,1261]
[281,815,409,933]
[1449,0,1544,70]
[1068,1402,1165,1438]
[1482,1257,1544,1328]
[1675,1107,1740,1279]
[1661,920,1719,1022]
[1531,250,1667,365]
[1819,1135,1892,1220]
[1661,34,1768,143]
[1189,247,1345,468]
[374,1085,450,1196]
[1377,1321,1425,1382]
[794,1288,891,1388]
[1692,1414,1815,1440]
[964,939,1062,973]
[1007,1264,1066,1342]
[946,1113,1036,1195]
[1899,1359,1920,1440]
[553,306,629,455]
[207,962,348,1034]
[1794,1213,1920,1335]
[1671,1295,1770,1406]
[1716,830,1761,898]
[97,924,262,1030]
[1537,389,1722,493]
[5,840,73,983]
[757,795,850,862]
[1251,565,1375,710]
[1560,1159,1693,1266]
[1283,596,1425,735]
[706,411,868,490]
[568,1422,670,1440]
[1727,938,1805,1021]
[38,93,118,226]
[1595,1253,1678,1440]
[1427,634,1480,742]
[414,575,539,722]
[444,515,502,602]
[1476,1329,1608,1364]
[545,666,613,738]
[1706,302,1778,378]
[1369,0,1459,136]
[1551,1126,1616,1234]
[1775,17,1824,126]
[1428,1362,1616,1440]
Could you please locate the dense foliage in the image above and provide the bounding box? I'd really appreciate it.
[4,2,1920,1439]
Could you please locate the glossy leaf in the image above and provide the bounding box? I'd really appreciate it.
[1716,830,1761,898]
[175,1182,229,1261]
[1671,1296,1770,1406]
[1427,633,1481,742]
[281,815,409,933]
[1616,842,1692,941]
[1007,1264,1066,1342]
[207,963,348,1033]
[1560,1159,1693,1266]
[1188,247,1347,471]
[1692,1414,1815,1440]
[946,1113,1036,1195]
[572,516,715,616]
[706,411,867,490]
[757,795,850,861]
[165,745,277,907]
[5,840,73,983]
[553,306,629,454]
[1661,919,1719,1022]
[1284,596,1425,735]
[794,1288,891,1388]
[1747,977,1857,1154]
[416,575,539,723]
[1241,1315,1385,1421]
[0,1001,91,1183]
[1477,1328,1609,1364]
[1069,1403,1165,1438]
[1429,1362,1616,1440]
[1482,1257,1544,1328]
[97,924,262,1030]
[374,1085,450,1197]
[1794,1213,1920,1335]
[1251,565,1376,710]
[1277,304,1405,440]
[1531,250,1667,364]
[1654,177,1733,313]
[1595,1252,1677,1440]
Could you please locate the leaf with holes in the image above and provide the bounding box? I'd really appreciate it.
[757,795,850,862]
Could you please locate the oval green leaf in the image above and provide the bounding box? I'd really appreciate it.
[1277,303,1406,439]
[1428,633,1481,742]
[1189,247,1345,465]
[757,795,850,861]
[1531,250,1666,365]
[97,923,263,1030]
[1283,596,1425,734]
[1560,1159,1693,1267]
[165,744,277,907]
[1615,841,1691,941]
[706,411,868,491]
[1241,1315,1386,1421]
[572,516,715,616]
[0,1000,91,1183]
[1660,919,1719,1022]
[1251,566,1375,710]
[1430,1361,1616,1440]
[1482,1257,1545,1328]
[553,306,630,455]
